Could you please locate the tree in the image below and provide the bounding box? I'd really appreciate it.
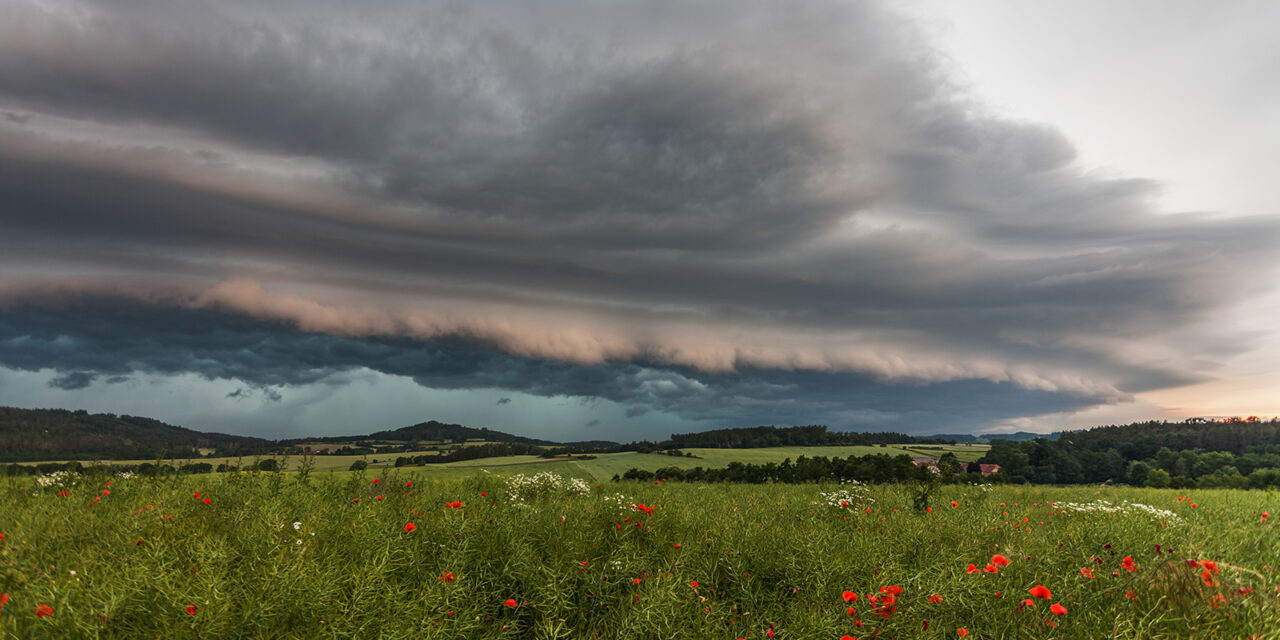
[1125,461,1151,487]
[937,452,964,475]
[348,460,368,471]
[1144,468,1171,488]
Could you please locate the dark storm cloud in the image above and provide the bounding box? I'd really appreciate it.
[0,0,1275,431]
[0,300,1094,433]
[48,371,96,390]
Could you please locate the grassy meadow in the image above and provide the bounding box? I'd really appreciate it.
[1,467,1275,639]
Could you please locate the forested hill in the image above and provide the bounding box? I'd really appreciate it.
[0,407,268,462]
[1057,418,1280,457]
[980,418,1280,487]
[367,420,561,446]
[661,425,949,449]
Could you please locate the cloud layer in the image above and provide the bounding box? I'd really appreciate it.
[0,0,1275,436]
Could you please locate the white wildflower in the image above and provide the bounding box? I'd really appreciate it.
[35,470,79,489]
[817,488,875,509]
[505,472,591,502]
[1057,499,1177,521]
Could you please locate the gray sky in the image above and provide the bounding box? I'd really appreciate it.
[1,0,1276,440]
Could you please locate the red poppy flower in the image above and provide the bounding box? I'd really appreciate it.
[842,590,858,602]
[0,593,7,607]
[102,489,110,496]
[1019,598,1035,609]
[202,498,212,504]
[375,495,383,501]
[957,629,969,637]
[847,607,856,616]
[991,554,1010,566]
[1125,590,1136,600]
[633,578,642,585]
[1029,585,1052,599]
[481,492,487,496]
[439,572,456,582]
[840,636,856,640]
[185,605,197,615]
[405,481,413,487]
[447,501,462,508]
[504,598,518,607]
[966,564,980,574]
[674,543,681,549]
[1120,556,1137,572]
[929,594,943,603]
[951,501,959,508]
[372,478,380,484]
[1080,567,1094,578]
[58,490,71,497]
[1201,560,1219,574]
[983,564,999,574]
[880,586,903,596]
[35,603,53,617]
[689,581,700,588]
[193,492,201,499]
[1049,603,1067,616]
[404,522,417,532]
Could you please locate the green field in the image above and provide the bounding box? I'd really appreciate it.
[1,468,1274,639]
[12,444,989,481]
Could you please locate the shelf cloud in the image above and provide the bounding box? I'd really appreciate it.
[0,0,1275,437]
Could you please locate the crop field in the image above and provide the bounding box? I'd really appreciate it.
[1,467,1275,639]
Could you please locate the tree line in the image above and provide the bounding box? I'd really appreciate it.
[615,453,974,485]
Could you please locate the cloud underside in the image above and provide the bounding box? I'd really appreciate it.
[0,0,1275,432]
[0,301,1091,432]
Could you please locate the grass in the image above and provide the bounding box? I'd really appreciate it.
[1,467,1275,639]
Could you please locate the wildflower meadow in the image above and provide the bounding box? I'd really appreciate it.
[1,467,1276,639]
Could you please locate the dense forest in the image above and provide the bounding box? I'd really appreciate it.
[0,407,267,462]
[979,418,1280,488]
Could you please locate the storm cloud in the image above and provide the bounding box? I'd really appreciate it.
[0,0,1275,437]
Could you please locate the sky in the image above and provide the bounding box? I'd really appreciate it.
[1,0,1277,442]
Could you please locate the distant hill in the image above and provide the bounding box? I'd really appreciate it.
[368,420,559,446]
[933,431,1059,443]
[0,406,268,462]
